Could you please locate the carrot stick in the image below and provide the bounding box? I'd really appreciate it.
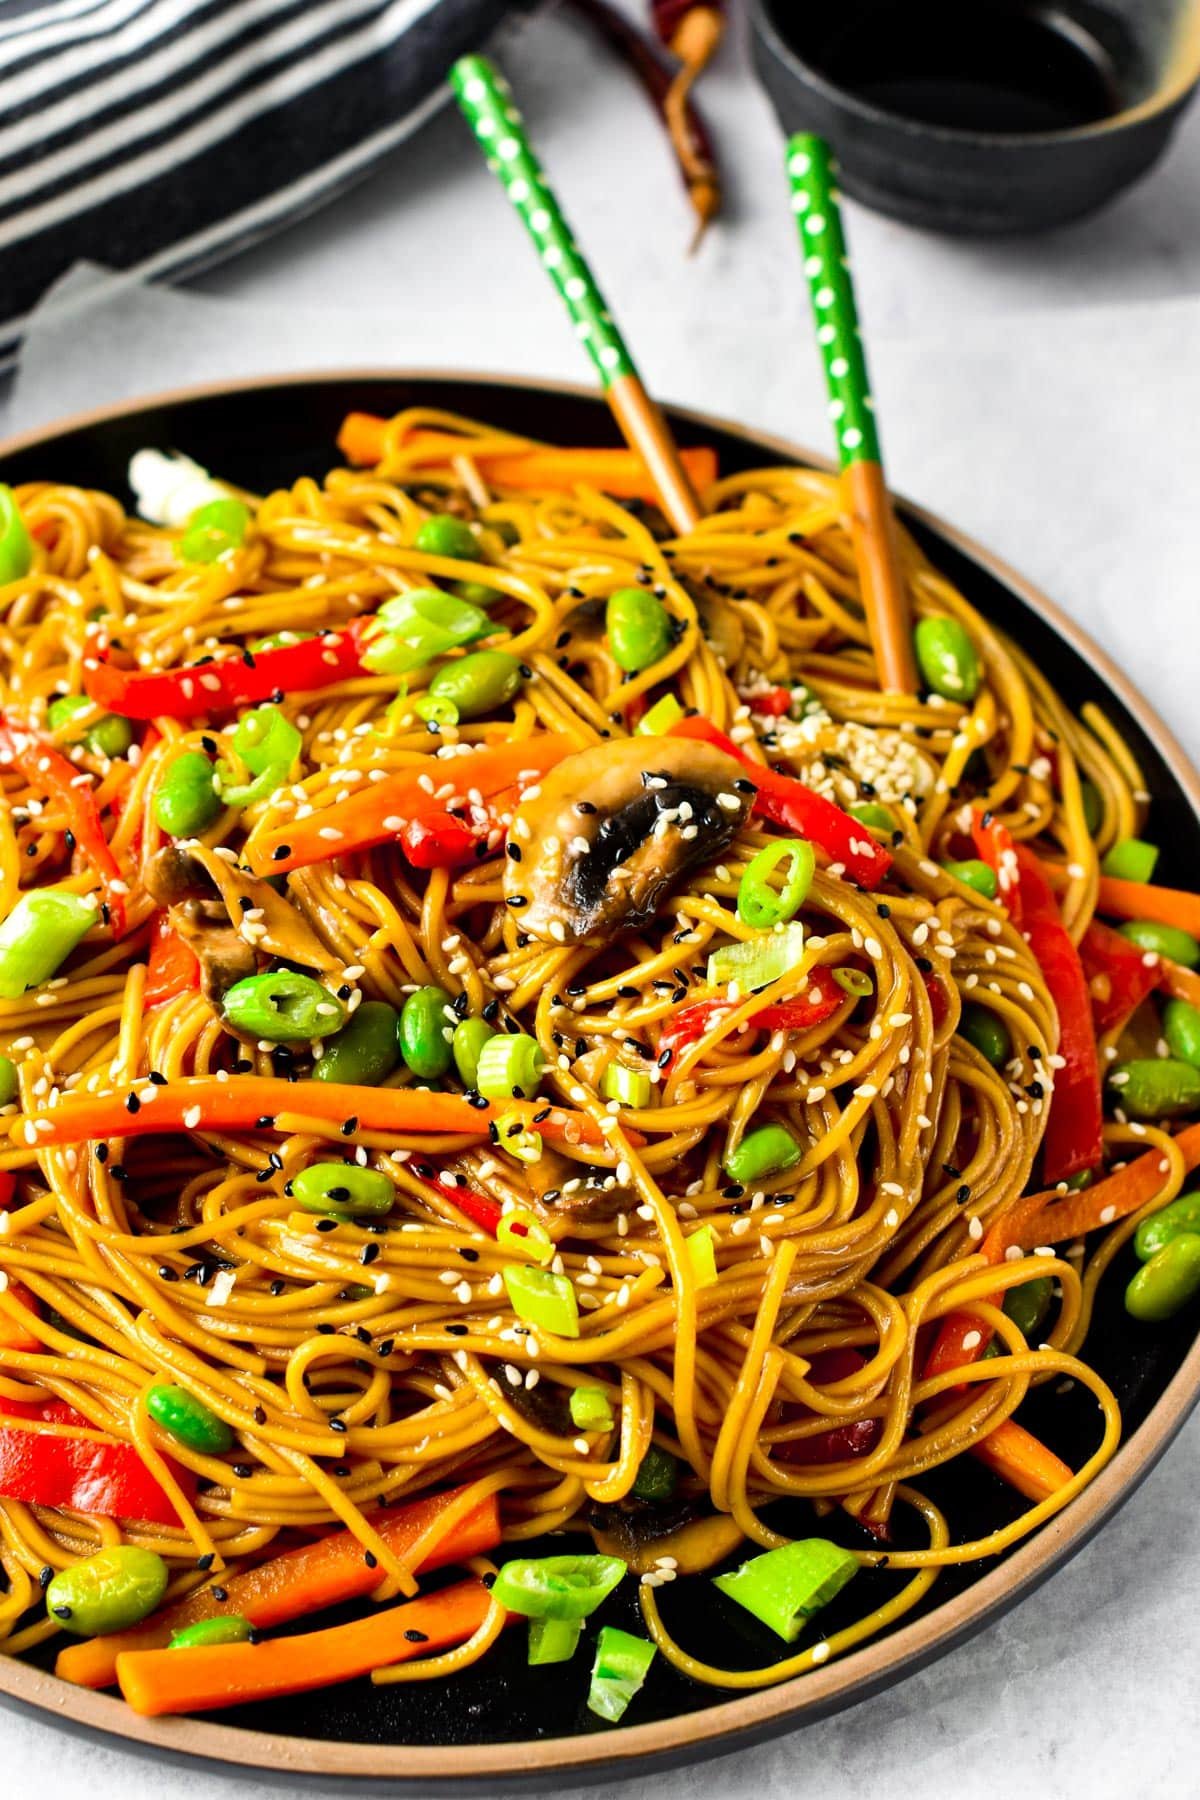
[1095,876,1200,938]
[18,1076,627,1153]
[971,1419,1074,1502]
[58,1486,499,1690]
[1160,959,1200,1008]
[336,417,719,498]
[116,1577,495,1716]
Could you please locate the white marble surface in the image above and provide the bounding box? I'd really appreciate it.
[5,3,1200,1795]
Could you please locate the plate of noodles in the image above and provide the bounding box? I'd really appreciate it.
[1,372,1200,1787]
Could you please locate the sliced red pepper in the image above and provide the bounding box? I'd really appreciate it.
[0,1172,16,1211]
[746,686,793,718]
[0,719,127,937]
[0,1404,196,1528]
[0,1279,42,1352]
[920,966,952,1029]
[1078,918,1160,1036]
[83,619,372,722]
[667,716,892,890]
[773,1348,882,1466]
[398,811,484,870]
[660,967,846,1065]
[145,912,201,1008]
[971,812,1022,920]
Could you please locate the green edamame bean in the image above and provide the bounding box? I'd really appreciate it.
[46,1546,168,1636]
[1118,919,1200,970]
[399,985,455,1080]
[914,616,981,702]
[1134,1191,1200,1262]
[849,803,894,834]
[221,971,346,1043]
[451,579,501,607]
[47,694,133,759]
[292,1162,395,1217]
[428,650,523,719]
[452,1015,494,1090]
[606,587,674,673]
[1109,1058,1200,1119]
[1125,1233,1200,1322]
[0,1054,17,1107]
[155,750,221,837]
[942,859,998,901]
[145,1382,234,1454]
[313,1001,401,1085]
[960,1004,1012,1068]
[1080,778,1103,837]
[416,514,480,561]
[1003,1275,1053,1341]
[170,1615,253,1649]
[1164,998,1200,1068]
[631,1443,678,1502]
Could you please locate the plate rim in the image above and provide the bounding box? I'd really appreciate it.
[3,366,1199,1786]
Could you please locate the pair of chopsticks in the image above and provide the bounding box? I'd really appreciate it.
[449,55,918,694]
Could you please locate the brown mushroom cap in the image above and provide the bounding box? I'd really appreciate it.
[504,737,753,947]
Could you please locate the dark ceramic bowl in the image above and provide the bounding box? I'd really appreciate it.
[2,371,1200,1789]
[751,0,1200,233]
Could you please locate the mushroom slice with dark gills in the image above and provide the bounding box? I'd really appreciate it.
[505,737,752,947]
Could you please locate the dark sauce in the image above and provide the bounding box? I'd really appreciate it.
[780,1,1123,135]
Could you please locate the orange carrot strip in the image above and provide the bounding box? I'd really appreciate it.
[1096,876,1200,938]
[1160,958,1200,1008]
[971,1419,1074,1502]
[336,416,719,499]
[116,1577,494,1716]
[58,1486,498,1690]
[19,1076,627,1153]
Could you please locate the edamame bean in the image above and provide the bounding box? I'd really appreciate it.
[47,694,133,759]
[1118,919,1200,969]
[428,650,523,719]
[451,579,502,607]
[1109,1058,1200,1119]
[313,1001,401,1085]
[155,750,221,837]
[960,1003,1011,1068]
[942,859,998,900]
[145,1383,234,1454]
[221,971,346,1043]
[1134,1191,1200,1262]
[1003,1275,1053,1340]
[292,1163,395,1217]
[850,803,893,834]
[1164,998,1200,1067]
[170,1615,254,1649]
[606,588,674,673]
[400,985,455,1079]
[723,1123,803,1185]
[46,1546,168,1636]
[452,1015,494,1090]
[415,514,480,561]
[1125,1233,1200,1322]
[0,1054,17,1107]
[914,616,981,702]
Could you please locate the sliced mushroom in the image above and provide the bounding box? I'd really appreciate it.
[504,737,752,946]
[588,1501,744,1575]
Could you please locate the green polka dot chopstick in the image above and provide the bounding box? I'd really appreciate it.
[450,54,702,534]
[786,134,918,695]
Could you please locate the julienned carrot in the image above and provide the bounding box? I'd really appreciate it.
[116,1576,495,1716]
[18,1076,628,1153]
[971,1420,1073,1503]
[336,416,719,498]
[1096,875,1200,938]
[245,736,572,877]
[58,1485,499,1690]
[1160,958,1200,1008]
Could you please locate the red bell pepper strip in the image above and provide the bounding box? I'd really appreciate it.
[425,1174,504,1236]
[0,1403,196,1528]
[667,716,892,890]
[0,1172,17,1210]
[398,811,484,870]
[1078,918,1161,1036]
[659,967,846,1065]
[773,1349,882,1466]
[746,686,793,717]
[144,911,201,1008]
[82,620,373,722]
[0,719,127,937]
[972,821,1102,1185]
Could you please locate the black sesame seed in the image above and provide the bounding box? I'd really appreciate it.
[38,1565,53,1589]
[272,845,292,862]
[329,1418,348,1434]
[253,1406,267,1425]
[458,1246,480,1262]
[211,1586,229,1602]
[341,1116,358,1136]
[125,1092,141,1114]
[52,1605,73,1620]
[956,1185,972,1204]
[148,1070,167,1086]
[404,1628,430,1643]
[364,1550,378,1569]
[446,1323,468,1337]
[360,1243,380,1265]
[506,844,523,862]
[232,1465,252,1480]
[196,1553,215,1571]
[316,1218,339,1233]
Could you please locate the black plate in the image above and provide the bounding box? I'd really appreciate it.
[2,372,1200,1789]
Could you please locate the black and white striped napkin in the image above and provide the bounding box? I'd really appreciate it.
[0,0,520,369]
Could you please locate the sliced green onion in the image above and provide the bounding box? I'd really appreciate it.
[569,1385,615,1431]
[723,1123,803,1185]
[493,1111,544,1165]
[180,498,251,564]
[497,1207,555,1264]
[476,1032,544,1100]
[0,486,34,585]
[415,693,460,728]
[0,889,97,1000]
[685,1224,718,1289]
[631,1442,678,1502]
[362,589,491,675]
[503,1265,579,1338]
[528,1616,582,1665]
[713,1538,858,1642]
[941,858,998,900]
[636,693,685,736]
[600,1062,652,1108]
[707,921,806,993]
[736,839,815,930]
[1101,837,1159,883]
[492,1554,625,1621]
[832,967,873,997]
[231,704,302,776]
[587,1626,656,1723]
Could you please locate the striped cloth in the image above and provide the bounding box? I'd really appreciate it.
[0,0,519,367]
